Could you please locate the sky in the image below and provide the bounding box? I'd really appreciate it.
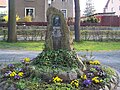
[80,0,108,16]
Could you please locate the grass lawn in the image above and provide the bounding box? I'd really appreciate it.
[0,41,45,51]
[0,41,120,51]
[74,41,120,51]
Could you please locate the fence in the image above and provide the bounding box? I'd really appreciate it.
[0,26,47,41]
[80,30,120,41]
[0,22,48,27]
[0,26,120,41]
[0,15,120,27]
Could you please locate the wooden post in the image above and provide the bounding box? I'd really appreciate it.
[74,0,80,42]
[8,0,17,42]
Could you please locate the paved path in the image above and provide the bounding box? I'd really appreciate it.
[0,49,39,63]
[0,49,120,89]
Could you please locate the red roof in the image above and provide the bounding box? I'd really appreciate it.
[0,0,7,7]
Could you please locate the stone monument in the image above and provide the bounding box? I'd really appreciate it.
[45,7,73,51]
[44,7,85,71]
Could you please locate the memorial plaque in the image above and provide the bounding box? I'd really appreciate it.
[53,16,61,27]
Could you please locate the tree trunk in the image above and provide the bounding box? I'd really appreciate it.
[8,0,17,42]
[74,0,80,42]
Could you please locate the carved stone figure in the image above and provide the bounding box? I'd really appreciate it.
[53,16,61,27]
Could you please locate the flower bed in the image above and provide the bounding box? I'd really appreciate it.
[0,50,119,90]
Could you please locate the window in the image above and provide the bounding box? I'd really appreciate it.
[48,0,52,6]
[25,7,35,18]
[61,9,67,18]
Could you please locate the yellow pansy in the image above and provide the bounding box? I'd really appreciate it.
[24,57,30,62]
[92,77,101,83]
[18,72,24,77]
[100,79,103,82]
[94,79,100,83]
[94,60,100,65]
[10,71,17,77]
[92,77,99,80]
[70,80,79,88]
[89,60,100,65]
[53,76,62,83]
[89,61,94,64]
[81,74,87,80]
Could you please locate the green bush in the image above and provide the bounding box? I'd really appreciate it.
[32,49,79,68]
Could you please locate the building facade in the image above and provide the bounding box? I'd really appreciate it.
[15,0,74,22]
[104,0,120,15]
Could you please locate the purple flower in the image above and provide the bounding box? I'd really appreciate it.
[8,64,14,68]
[4,71,13,77]
[14,75,20,79]
[93,66,101,71]
[20,60,25,63]
[87,72,94,78]
[16,68,23,72]
[4,73,9,77]
[19,68,23,72]
[83,79,91,87]
[97,71,106,77]
[7,71,12,74]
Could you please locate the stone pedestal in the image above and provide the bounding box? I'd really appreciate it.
[45,7,73,51]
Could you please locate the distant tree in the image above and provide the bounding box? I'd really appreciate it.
[84,0,96,16]
[8,0,17,42]
[74,0,80,42]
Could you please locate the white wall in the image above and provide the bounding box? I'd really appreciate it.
[106,0,120,15]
